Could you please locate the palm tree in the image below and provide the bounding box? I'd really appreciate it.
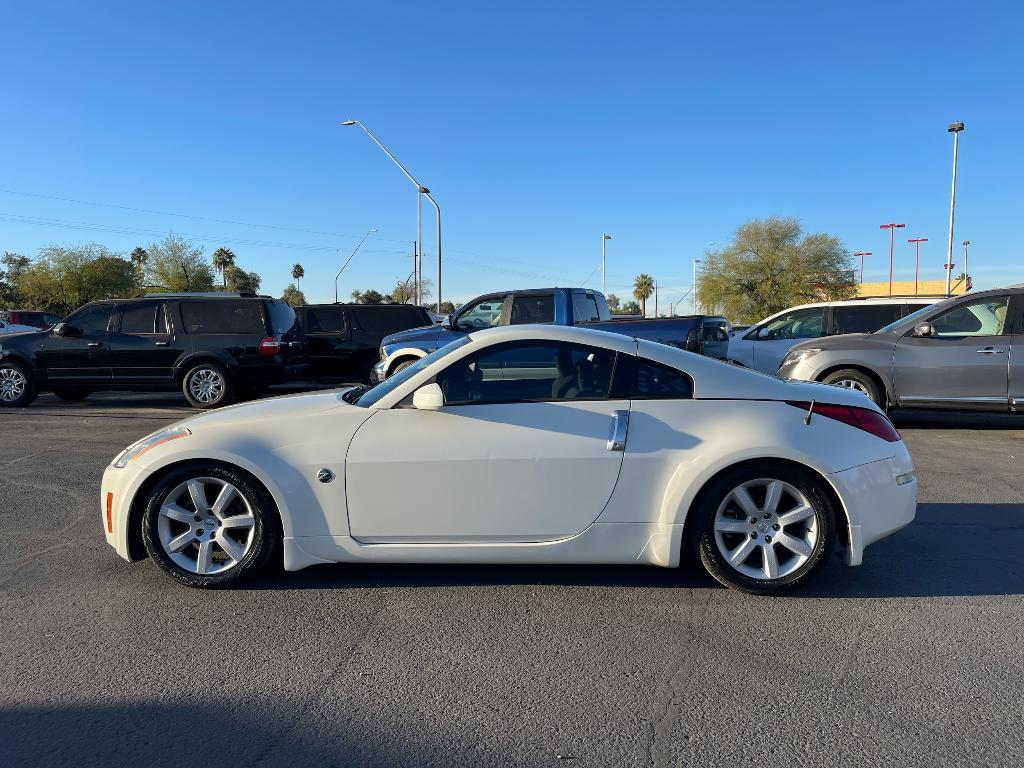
[129,247,148,278]
[633,274,655,317]
[212,247,236,287]
[291,263,305,290]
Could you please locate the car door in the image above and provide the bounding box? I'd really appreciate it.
[752,307,826,374]
[49,303,115,383]
[304,307,353,378]
[108,302,179,384]
[344,339,628,542]
[893,294,1011,409]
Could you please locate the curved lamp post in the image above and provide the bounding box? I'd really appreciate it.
[335,227,378,303]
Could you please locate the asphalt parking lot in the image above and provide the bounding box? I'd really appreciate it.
[2,392,1023,767]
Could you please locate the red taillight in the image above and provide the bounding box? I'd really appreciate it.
[787,401,901,442]
[259,337,281,356]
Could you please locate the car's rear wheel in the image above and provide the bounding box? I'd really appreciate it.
[141,464,279,588]
[821,368,882,406]
[696,463,836,595]
[51,386,93,401]
[0,360,38,408]
[182,362,235,409]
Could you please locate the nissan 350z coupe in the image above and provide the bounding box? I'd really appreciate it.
[101,325,917,595]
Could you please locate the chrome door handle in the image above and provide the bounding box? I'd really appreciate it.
[154,341,169,346]
[976,347,1004,354]
[87,342,102,348]
[606,409,630,451]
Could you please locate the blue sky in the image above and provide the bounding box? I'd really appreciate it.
[2,1,1021,308]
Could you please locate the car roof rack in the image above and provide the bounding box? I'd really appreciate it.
[143,291,258,298]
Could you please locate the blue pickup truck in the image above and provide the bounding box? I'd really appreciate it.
[372,288,730,381]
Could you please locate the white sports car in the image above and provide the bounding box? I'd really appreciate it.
[101,325,917,594]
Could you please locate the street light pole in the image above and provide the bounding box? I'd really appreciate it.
[601,234,611,296]
[692,258,701,313]
[946,121,965,296]
[334,227,378,303]
[962,239,971,292]
[342,119,441,312]
[853,251,873,285]
[879,223,905,297]
[906,238,928,296]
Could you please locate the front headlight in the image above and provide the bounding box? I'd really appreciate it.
[782,348,821,368]
[380,347,388,363]
[112,426,191,468]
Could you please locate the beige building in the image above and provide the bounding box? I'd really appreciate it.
[854,278,966,298]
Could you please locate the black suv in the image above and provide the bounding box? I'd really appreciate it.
[0,293,302,409]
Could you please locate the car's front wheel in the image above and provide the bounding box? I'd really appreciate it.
[821,368,882,407]
[695,463,836,595]
[182,362,235,408]
[0,360,38,408]
[141,464,279,588]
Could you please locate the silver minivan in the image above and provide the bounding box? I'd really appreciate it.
[728,298,938,374]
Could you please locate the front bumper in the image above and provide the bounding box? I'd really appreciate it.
[829,450,917,566]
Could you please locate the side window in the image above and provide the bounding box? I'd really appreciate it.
[758,308,824,340]
[930,296,1009,338]
[455,297,505,331]
[119,303,159,334]
[633,359,694,399]
[351,307,427,335]
[179,301,266,335]
[307,308,347,334]
[509,294,555,325]
[571,293,600,323]
[65,304,113,335]
[436,342,617,405]
[831,304,901,335]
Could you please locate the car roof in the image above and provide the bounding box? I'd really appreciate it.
[466,323,638,353]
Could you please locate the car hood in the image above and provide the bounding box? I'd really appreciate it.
[381,325,451,348]
[173,388,357,432]
[788,332,899,354]
[0,329,47,345]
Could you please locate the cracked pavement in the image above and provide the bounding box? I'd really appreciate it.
[1,393,1023,767]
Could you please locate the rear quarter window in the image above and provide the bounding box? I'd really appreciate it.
[633,359,694,398]
[179,301,266,335]
[831,304,901,334]
[266,300,297,334]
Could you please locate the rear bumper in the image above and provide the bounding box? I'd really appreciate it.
[829,449,917,566]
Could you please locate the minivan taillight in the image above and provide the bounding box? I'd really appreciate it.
[786,401,901,442]
[259,337,281,356]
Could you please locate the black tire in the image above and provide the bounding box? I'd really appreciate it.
[390,358,417,376]
[820,368,882,407]
[182,361,235,409]
[695,462,836,595]
[141,463,280,588]
[51,386,93,401]
[0,359,38,408]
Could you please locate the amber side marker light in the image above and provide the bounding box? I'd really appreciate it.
[106,492,114,533]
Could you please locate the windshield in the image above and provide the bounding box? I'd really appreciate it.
[345,336,473,408]
[875,298,954,334]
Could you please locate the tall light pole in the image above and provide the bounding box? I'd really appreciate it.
[692,258,701,313]
[342,120,442,313]
[335,227,378,303]
[962,239,971,292]
[601,234,611,296]
[945,121,965,296]
[879,223,905,297]
[853,251,873,285]
[906,238,928,296]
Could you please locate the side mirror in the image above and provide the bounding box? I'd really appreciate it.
[412,382,445,410]
[54,323,80,337]
[684,329,701,353]
[912,322,934,338]
[441,314,454,329]
[757,326,773,340]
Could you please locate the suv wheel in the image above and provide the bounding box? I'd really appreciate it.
[821,368,882,406]
[183,362,235,409]
[0,360,38,407]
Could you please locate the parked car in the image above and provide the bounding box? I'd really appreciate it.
[373,287,730,380]
[728,297,940,374]
[1,310,62,329]
[101,324,915,594]
[777,287,1024,411]
[0,293,302,409]
[0,318,38,336]
[294,303,433,382]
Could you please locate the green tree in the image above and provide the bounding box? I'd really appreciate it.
[1,251,30,306]
[428,300,457,315]
[145,234,215,292]
[605,293,621,313]
[633,274,655,317]
[697,217,854,323]
[15,244,138,314]
[619,300,641,315]
[291,263,305,290]
[212,247,236,287]
[280,285,307,307]
[224,265,262,294]
[350,288,386,304]
[129,247,148,278]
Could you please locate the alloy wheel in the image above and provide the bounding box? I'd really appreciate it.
[831,378,870,395]
[188,368,224,404]
[157,477,256,575]
[713,478,819,580]
[0,367,26,403]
